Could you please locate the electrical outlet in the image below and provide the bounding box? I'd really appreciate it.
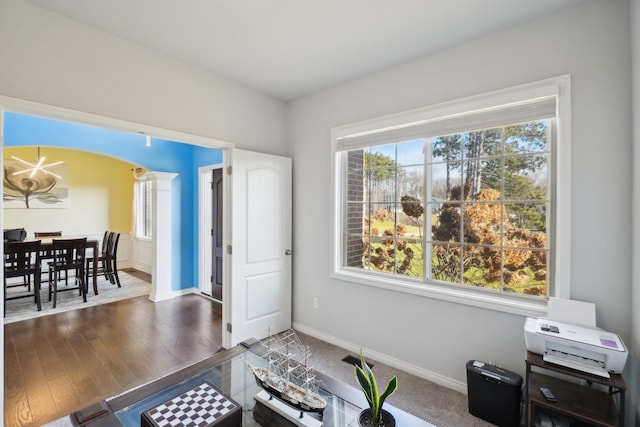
[313,297,319,309]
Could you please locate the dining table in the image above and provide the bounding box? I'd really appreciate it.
[25,236,101,295]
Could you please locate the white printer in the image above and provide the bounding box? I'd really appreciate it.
[524,317,628,378]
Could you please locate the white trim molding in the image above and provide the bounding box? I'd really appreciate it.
[143,171,178,302]
[330,75,572,316]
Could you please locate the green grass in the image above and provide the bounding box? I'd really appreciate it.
[369,219,422,237]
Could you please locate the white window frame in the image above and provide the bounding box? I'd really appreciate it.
[330,75,571,317]
[135,179,153,239]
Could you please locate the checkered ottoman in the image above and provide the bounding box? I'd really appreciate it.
[140,380,241,427]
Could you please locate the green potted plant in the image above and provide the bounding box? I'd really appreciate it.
[354,350,398,426]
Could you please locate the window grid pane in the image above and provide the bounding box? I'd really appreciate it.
[427,120,550,296]
[341,115,552,298]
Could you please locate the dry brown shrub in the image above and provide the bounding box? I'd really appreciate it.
[374,209,388,222]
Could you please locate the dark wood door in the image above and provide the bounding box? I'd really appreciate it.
[211,168,224,301]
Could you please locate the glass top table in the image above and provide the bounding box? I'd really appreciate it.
[76,343,431,426]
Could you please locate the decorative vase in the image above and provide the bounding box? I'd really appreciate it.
[357,408,396,427]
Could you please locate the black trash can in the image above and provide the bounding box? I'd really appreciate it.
[466,360,523,427]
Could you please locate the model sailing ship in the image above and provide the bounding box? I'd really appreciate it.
[247,329,327,415]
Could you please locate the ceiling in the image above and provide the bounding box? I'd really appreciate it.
[26,0,583,101]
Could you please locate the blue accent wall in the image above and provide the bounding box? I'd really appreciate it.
[3,112,222,291]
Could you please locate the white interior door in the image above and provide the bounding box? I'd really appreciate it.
[226,149,292,347]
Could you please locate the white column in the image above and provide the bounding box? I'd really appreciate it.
[145,171,178,301]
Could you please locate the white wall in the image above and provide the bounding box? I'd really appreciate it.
[631,0,639,423]
[132,237,153,274]
[289,0,633,393]
[0,0,287,155]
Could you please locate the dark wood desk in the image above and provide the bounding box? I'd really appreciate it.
[525,351,626,426]
[27,237,100,295]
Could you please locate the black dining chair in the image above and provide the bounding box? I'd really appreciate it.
[86,232,122,288]
[35,231,63,282]
[4,240,42,316]
[3,228,30,291]
[108,232,122,287]
[86,231,113,284]
[48,238,87,308]
[3,228,27,242]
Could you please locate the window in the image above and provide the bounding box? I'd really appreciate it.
[331,76,571,314]
[135,179,153,238]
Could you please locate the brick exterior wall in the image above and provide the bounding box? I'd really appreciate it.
[345,150,365,267]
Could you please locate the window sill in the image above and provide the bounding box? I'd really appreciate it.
[332,269,548,318]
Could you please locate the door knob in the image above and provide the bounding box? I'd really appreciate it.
[285,249,292,255]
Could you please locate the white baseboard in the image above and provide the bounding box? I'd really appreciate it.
[148,284,196,302]
[292,322,468,394]
[173,287,195,297]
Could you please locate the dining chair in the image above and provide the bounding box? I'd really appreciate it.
[3,228,30,290]
[3,228,27,242]
[34,231,63,238]
[85,231,113,284]
[85,232,122,288]
[108,232,122,287]
[48,238,87,308]
[4,240,42,316]
[35,231,63,281]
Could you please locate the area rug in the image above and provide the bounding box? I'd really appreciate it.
[4,269,151,324]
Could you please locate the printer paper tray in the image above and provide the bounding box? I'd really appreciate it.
[543,350,609,378]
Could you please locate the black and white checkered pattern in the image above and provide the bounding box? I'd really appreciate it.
[143,381,239,427]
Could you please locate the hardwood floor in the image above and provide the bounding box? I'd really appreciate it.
[4,293,223,427]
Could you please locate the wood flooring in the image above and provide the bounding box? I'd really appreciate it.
[4,292,223,427]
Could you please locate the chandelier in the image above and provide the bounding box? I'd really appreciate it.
[11,147,64,180]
